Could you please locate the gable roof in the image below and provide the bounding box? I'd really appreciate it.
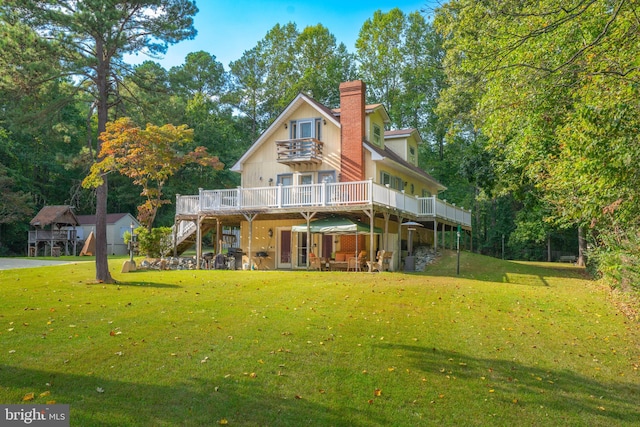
[384,128,423,144]
[365,141,446,192]
[332,103,391,124]
[75,213,138,226]
[30,205,79,228]
[231,92,341,172]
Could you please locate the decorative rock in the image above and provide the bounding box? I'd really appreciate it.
[136,256,200,271]
[413,246,439,272]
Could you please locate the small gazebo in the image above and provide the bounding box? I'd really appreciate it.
[28,205,79,256]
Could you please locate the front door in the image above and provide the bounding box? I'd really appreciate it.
[277,229,292,269]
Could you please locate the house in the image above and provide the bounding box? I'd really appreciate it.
[28,205,80,256]
[174,80,471,270]
[75,213,141,256]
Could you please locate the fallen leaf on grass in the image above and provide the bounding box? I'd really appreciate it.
[374,389,382,397]
[218,419,228,425]
[39,391,50,397]
[96,387,104,393]
[22,392,34,401]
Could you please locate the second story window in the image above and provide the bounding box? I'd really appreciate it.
[290,118,321,140]
[409,146,416,164]
[372,124,382,146]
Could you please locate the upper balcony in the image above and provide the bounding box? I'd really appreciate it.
[176,180,471,227]
[275,138,324,165]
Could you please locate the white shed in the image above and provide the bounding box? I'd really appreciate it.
[75,213,141,256]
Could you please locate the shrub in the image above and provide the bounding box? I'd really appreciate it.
[125,226,172,258]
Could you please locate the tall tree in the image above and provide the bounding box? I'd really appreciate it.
[228,47,268,139]
[169,51,226,99]
[356,8,406,124]
[293,24,356,107]
[6,0,198,282]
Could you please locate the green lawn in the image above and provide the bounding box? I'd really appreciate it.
[1,252,638,426]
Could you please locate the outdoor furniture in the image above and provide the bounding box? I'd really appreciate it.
[367,250,385,272]
[382,251,393,271]
[309,253,323,271]
[347,251,367,271]
[329,252,349,271]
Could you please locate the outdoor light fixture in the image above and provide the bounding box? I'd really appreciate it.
[268,228,273,238]
[284,123,288,129]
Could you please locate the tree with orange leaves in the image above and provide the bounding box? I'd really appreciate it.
[83,117,223,230]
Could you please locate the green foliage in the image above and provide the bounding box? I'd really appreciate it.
[131,226,172,257]
[433,0,640,281]
[588,228,640,292]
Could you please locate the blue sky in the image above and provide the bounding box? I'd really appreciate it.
[127,1,439,70]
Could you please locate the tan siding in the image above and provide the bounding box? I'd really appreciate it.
[241,104,342,188]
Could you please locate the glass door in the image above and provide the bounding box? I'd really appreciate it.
[297,231,308,268]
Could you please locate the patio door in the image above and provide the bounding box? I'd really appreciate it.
[322,234,333,259]
[277,228,292,269]
[297,232,308,268]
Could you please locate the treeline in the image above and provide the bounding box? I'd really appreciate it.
[2,3,633,291]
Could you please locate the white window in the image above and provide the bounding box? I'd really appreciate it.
[318,170,336,183]
[299,174,313,185]
[373,124,382,146]
[277,174,293,186]
[290,118,322,140]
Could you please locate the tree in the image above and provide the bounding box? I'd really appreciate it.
[6,0,198,282]
[228,47,268,139]
[0,163,33,225]
[83,117,223,230]
[434,0,640,279]
[293,24,356,107]
[169,51,226,99]
[356,8,406,124]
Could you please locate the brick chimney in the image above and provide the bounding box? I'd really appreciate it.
[339,80,366,182]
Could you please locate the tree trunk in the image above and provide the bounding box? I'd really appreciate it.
[577,226,586,267]
[94,38,114,283]
[547,234,551,262]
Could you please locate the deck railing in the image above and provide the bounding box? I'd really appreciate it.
[176,180,471,227]
[28,229,77,243]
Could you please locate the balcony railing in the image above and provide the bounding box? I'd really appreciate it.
[176,180,471,227]
[275,138,323,165]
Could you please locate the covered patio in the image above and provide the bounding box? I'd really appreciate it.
[292,215,383,271]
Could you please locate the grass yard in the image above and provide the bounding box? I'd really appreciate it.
[0,252,638,426]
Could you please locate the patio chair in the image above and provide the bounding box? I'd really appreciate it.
[348,251,368,271]
[367,250,385,272]
[309,253,322,271]
[382,251,393,271]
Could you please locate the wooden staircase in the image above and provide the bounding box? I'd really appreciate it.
[173,221,215,256]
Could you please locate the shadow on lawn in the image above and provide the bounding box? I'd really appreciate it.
[377,343,639,424]
[0,364,382,426]
[112,280,182,289]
